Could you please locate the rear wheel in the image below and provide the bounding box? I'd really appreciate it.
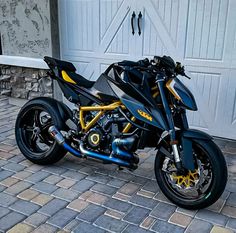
[155,139,227,209]
[15,98,67,165]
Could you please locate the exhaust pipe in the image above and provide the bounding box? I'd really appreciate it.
[48,126,82,158]
[48,126,132,168]
[111,137,136,160]
[79,143,131,167]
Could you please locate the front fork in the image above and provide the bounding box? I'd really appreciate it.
[157,77,186,171]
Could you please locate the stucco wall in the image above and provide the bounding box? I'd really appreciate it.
[0,0,52,58]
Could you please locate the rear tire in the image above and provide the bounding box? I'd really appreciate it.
[15,98,67,165]
[155,139,227,209]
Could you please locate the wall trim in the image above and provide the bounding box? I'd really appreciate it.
[0,55,48,69]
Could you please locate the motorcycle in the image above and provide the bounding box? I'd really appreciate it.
[15,55,227,209]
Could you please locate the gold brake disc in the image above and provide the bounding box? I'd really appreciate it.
[170,169,200,189]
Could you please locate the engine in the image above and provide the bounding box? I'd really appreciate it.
[84,112,131,153]
[72,110,140,168]
[84,113,116,152]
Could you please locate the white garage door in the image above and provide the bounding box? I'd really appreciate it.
[58,0,236,140]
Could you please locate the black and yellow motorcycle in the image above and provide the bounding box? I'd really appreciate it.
[15,55,227,209]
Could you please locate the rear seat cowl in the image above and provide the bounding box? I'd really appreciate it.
[44,56,76,72]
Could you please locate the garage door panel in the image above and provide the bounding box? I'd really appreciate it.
[100,0,124,40]
[76,62,95,80]
[150,0,182,46]
[185,0,229,60]
[62,57,96,80]
[232,92,236,125]
[184,66,236,139]
[59,0,99,54]
[67,60,89,75]
[187,111,209,131]
[100,63,110,74]
[60,0,134,59]
[231,30,236,67]
[105,10,131,55]
[98,0,133,56]
[184,71,221,128]
[142,10,168,57]
[192,72,220,119]
[232,97,236,125]
[223,69,236,125]
[140,0,188,60]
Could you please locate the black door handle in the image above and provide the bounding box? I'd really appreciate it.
[131,11,136,35]
[138,11,142,35]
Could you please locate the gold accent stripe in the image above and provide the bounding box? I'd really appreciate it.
[166,79,181,101]
[61,70,76,84]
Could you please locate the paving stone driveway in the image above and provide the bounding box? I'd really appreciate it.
[0,96,235,233]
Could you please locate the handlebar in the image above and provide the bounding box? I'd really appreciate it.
[117,56,191,79]
[117,58,150,68]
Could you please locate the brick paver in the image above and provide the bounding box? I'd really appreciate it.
[7,223,34,233]
[0,96,235,232]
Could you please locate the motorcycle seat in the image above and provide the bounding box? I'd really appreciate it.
[44,56,76,72]
[65,71,95,88]
[44,56,95,88]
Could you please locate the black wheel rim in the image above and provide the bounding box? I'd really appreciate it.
[160,143,214,202]
[18,106,55,158]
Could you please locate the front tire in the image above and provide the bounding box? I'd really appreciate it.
[15,98,67,165]
[155,139,227,209]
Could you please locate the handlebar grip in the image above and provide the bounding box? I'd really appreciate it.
[137,58,149,67]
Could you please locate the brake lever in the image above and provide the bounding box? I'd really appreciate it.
[176,63,191,79]
[184,73,191,79]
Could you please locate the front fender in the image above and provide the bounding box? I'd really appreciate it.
[182,129,212,171]
[157,129,212,171]
[182,129,212,140]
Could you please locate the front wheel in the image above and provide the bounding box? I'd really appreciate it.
[155,139,227,209]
